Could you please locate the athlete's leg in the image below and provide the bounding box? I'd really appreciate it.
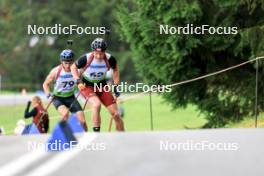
[76,111,88,132]
[53,97,69,121]
[57,105,69,121]
[106,103,124,131]
[99,89,124,131]
[80,86,102,132]
[87,96,102,132]
[67,95,88,132]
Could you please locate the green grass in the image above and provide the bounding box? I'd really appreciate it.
[0,94,207,134]
[1,94,261,135]
[0,91,24,94]
[121,95,207,131]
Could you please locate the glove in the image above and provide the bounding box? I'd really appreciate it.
[47,93,53,99]
[113,85,120,98]
[76,78,83,85]
[76,78,85,91]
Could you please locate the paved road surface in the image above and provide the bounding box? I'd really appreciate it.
[0,129,263,176]
[0,94,44,106]
[0,94,86,106]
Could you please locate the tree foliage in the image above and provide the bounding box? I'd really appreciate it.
[0,0,139,90]
[116,0,264,127]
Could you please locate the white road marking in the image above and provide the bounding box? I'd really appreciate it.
[25,133,97,176]
[0,147,47,176]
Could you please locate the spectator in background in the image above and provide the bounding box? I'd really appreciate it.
[24,96,49,133]
[21,88,27,96]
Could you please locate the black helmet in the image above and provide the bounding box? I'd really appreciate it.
[60,49,74,62]
[91,38,107,51]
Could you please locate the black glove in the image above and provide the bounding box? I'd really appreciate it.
[47,93,53,99]
[113,85,120,98]
[76,78,83,85]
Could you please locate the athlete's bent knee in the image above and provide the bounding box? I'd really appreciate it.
[111,111,121,120]
[92,102,101,110]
